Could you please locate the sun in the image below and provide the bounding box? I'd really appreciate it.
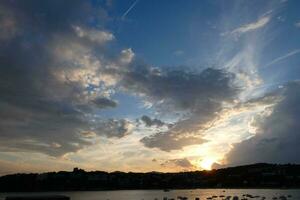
[199,158,215,170]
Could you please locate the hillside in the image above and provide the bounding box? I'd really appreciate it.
[1,163,300,192]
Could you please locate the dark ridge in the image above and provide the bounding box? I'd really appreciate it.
[1,163,300,192]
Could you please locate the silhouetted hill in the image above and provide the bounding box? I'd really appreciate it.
[1,163,300,192]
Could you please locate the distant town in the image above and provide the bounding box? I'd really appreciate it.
[1,163,300,192]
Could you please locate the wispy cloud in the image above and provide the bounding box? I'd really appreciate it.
[121,0,139,20]
[295,21,300,28]
[173,50,184,56]
[223,16,271,37]
[263,49,300,68]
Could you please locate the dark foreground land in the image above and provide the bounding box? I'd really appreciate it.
[1,163,300,192]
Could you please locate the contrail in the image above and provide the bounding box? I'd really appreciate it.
[122,0,139,19]
[263,49,300,68]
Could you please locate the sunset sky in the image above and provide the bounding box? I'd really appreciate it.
[1,0,300,175]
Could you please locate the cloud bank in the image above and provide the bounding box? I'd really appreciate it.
[1,0,294,173]
[135,68,239,151]
[0,0,132,156]
[0,0,240,158]
[226,81,300,165]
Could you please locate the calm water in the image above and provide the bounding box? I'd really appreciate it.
[1,189,300,200]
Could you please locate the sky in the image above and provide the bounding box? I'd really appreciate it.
[0,0,300,175]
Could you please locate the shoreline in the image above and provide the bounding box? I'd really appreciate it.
[1,188,300,193]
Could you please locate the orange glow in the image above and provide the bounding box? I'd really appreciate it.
[199,158,215,170]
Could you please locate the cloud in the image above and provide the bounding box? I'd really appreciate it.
[0,0,246,158]
[94,119,133,138]
[80,131,98,139]
[211,162,224,170]
[73,25,114,44]
[226,81,300,166]
[161,158,197,171]
[0,5,20,40]
[0,0,131,157]
[295,21,300,28]
[141,132,207,152]
[93,97,118,109]
[0,0,267,164]
[122,67,238,112]
[128,68,238,151]
[0,159,44,176]
[0,0,240,158]
[140,115,165,127]
[224,16,270,37]
[173,50,184,56]
[233,16,270,33]
[119,48,135,65]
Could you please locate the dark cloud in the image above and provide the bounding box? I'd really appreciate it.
[94,119,132,138]
[211,162,224,170]
[141,132,207,151]
[0,0,109,35]
[0,100,91,157]
[161,158,196,170]
[140,115,165,127]
[132,67,238,151]
[93,97,118,109]
[0,0,124,157]
[80,131,97,138]
[226,81,300,165]
[171,158,195,168]
[0,4,20,40]
[122,67,237,112]
[0,0,239,157]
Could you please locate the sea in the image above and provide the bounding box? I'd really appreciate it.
[1,189,300,200]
